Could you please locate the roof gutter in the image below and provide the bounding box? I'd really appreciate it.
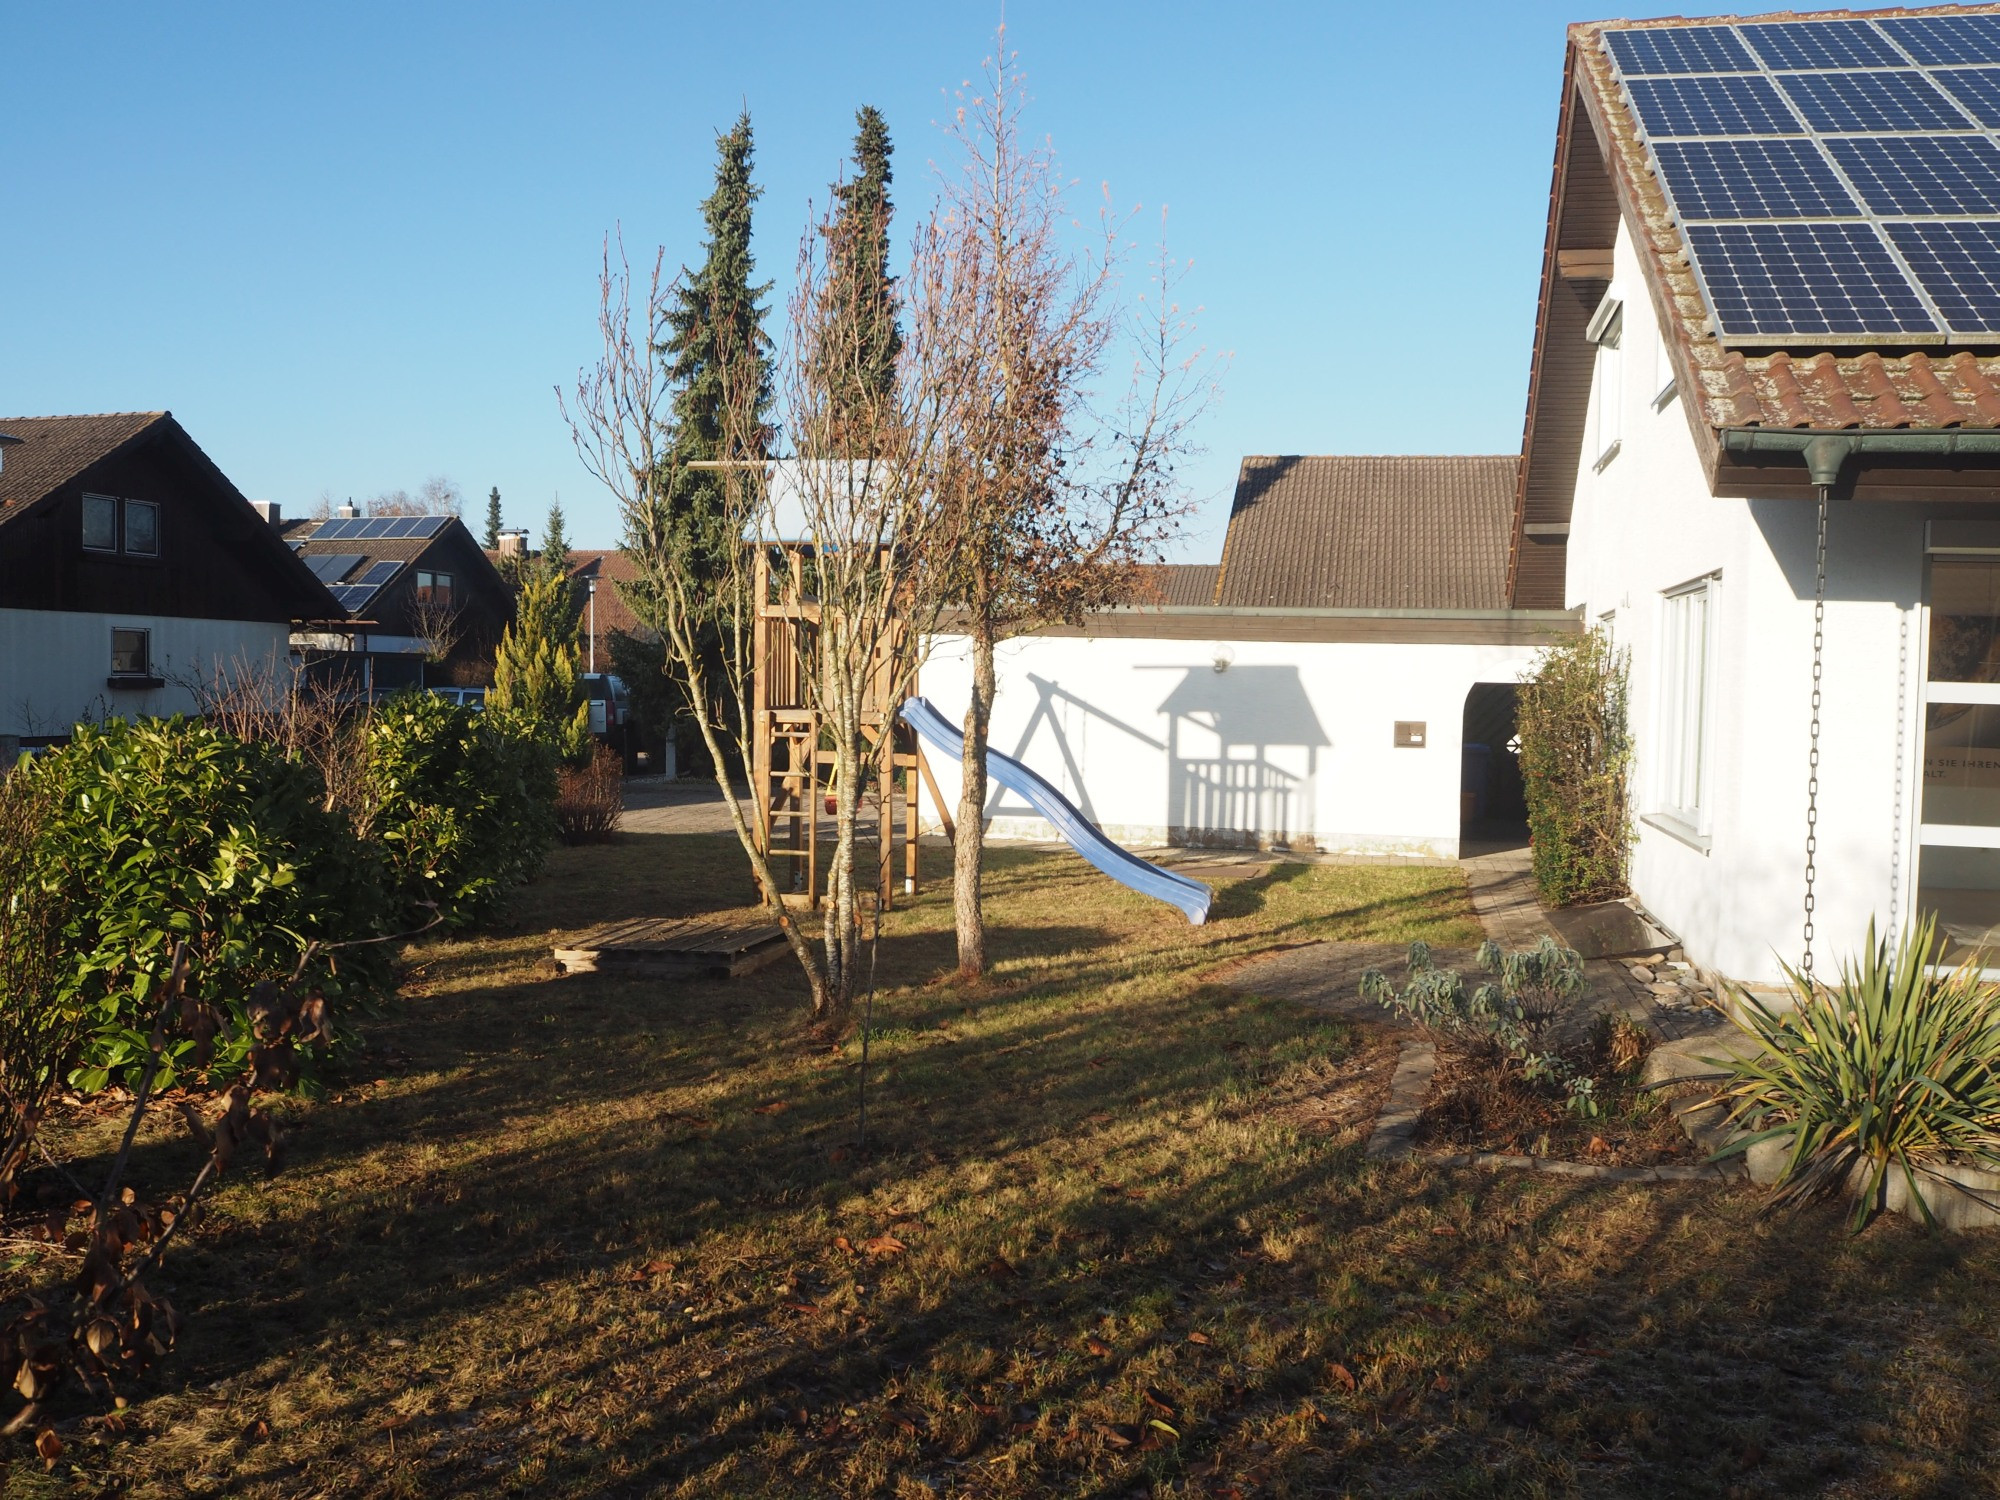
[1721,428,2000,488]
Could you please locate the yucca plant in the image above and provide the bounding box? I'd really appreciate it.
[1709,916,2000,1231]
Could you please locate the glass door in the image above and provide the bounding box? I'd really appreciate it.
[1919,538,2000,964]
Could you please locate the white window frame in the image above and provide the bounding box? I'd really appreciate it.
[1656,574,1718,833]
[1653,323,1679,410]
[1587,295,1624,470]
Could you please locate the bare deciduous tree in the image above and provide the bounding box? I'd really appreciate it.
[928,36,1220,978]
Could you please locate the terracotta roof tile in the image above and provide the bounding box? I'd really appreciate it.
[1572,6,2000,432]
[1216,455,1516,610]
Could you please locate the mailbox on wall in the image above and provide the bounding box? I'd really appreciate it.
[1394,721,1427,748]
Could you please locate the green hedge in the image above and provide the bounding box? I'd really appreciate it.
[357,693,560,930]
[26,719,394,1091]
[1517,627,1632,907]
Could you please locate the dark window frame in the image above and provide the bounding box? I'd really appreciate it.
[109,626,153,682]
[80,493,164,560]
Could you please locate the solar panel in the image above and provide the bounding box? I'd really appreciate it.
[413,515,448,538]
[1605,25,1756,76]
[1777,70,1968,133]
[1627,75,1801,138]
[1878,14,2000,68]
[327,584,380,613]
[312,517,360,540]
[1684,222,1938,338]
[305,552,365,582]
[1741,20,1905,71]
[1934,67,2000,128]
[1826,135,2000,216]
[1655,139,1856,220]
[1887,222,2000,334]
[356,560,403,587]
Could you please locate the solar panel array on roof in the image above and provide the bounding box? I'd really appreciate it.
[304,552,364,583]
[355,559,403,587]
[310,515,450,541]
[1602,10,2000,341]
[327,584,379,613]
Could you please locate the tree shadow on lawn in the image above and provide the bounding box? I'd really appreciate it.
[84,937,2000,1499]
[59,841,2000,1496]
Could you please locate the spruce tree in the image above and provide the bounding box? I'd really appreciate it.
[542,499,572,581]
[658,111,774,571]
[826,105,900,429]
[483,486,503,551]
[540,499,581,647]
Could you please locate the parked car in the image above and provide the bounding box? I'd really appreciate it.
[427,686,487,710]
[579,674,628,739]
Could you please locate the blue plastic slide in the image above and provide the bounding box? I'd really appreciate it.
[899,696,1212,926]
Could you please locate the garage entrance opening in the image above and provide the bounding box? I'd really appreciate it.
[1461,682,1528,852]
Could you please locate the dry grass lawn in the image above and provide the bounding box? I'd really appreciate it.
[11,830,2000,1498]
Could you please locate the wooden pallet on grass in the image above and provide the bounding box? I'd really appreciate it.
[553,913,790,980]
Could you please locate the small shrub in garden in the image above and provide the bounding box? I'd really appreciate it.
[0,770,92,1202]
[24,719,392,1092]
[1517,627,1632,906]
[556,743,624,844]
[359,692,559,928]
[1362,937,1601,1116]
[1709,916,2000,1230]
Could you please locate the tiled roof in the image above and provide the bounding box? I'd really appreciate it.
[1572,6,2000,432]
[566,551,652,658]
[0,413,166,523]
[1215,456,1517,610]
[1145,563,1220,606]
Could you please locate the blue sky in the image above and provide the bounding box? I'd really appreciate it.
[0,1,1890,561]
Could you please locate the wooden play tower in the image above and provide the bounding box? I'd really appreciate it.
[749,542,943,910]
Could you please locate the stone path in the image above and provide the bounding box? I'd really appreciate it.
[1222,840,1727,1049]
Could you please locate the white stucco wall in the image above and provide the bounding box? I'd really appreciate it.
[1567,220,1931,984]
[915,632,1540,859]
[0,609,291,738]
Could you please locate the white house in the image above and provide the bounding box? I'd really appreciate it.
[921,457,1579,860]
[0,413,341,752]
[919,5,2000,989]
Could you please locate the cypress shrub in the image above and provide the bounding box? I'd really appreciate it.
[1517,627,1632,906]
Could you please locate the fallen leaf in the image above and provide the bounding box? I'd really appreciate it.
[753,1101,789,1116]
[1329,1362,1358,1392]
[1429,1225,1458,1237]
[1095,1422,1135,1448]
[1587,1136,1610,1156]
[983,1256,1013,1278]
[1186,1330,1213,1346]
[834,1236,855,1254]
[1147,1417,1181,1439]
[1142,1387,1176,1415]
[785,1301,820,1314]
[1086,1056,1108,1069]
[859,1234,907,1258]
[1086,1337,1113,1356]
[35,1428,61,1467]
[1432,1374,1451,1393]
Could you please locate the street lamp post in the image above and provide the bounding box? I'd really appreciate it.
[586,575,597,674]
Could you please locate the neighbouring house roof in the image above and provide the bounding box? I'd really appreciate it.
[1214,455,1518,611]
[0,411,341,618]
[284,514,510,626]
[0,412,174,524]
[1511,5,2000,606]
[1143,563,1221,607]
[564,551,654,663]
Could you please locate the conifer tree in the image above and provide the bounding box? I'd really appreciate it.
[825,106,900,430]
[539,499,580,646]
[490,570,591,759]
[483,486,503,551]
[657,111,773,572]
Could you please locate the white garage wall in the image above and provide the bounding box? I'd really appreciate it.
[0,609,290,738]
[915,632,1541,859]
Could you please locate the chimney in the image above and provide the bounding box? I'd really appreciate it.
[498,530,528,558]
[251,500,282,526]
[337,500,359,519]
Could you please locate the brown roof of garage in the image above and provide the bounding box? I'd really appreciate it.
[1214,455,1518,610]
